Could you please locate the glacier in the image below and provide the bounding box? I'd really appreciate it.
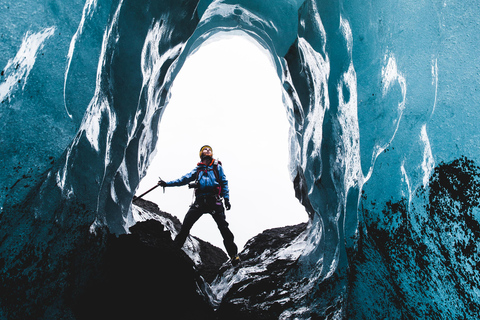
[1,0,479,318]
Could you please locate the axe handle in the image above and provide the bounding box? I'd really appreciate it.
[133,184,160,201]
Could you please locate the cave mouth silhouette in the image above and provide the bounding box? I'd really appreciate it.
[137,29,309,251]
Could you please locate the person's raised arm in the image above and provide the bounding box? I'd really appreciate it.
[158,167,197,187]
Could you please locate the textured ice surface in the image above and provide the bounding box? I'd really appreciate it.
[1,0,479,318]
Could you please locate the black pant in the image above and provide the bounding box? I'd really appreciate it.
[173,196,238,258]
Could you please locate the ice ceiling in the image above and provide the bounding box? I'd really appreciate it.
[0,0,479,318]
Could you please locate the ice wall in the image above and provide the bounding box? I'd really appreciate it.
[0,0,479,318]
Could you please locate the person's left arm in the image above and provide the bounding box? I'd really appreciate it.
[217,165,231,210]
[217,164,229,199]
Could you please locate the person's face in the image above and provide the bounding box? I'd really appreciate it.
[202,147,212,158]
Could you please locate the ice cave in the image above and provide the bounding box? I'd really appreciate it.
[0,0,479,319]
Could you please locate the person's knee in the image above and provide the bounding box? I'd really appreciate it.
[183,209,203,229]
[212,210,227,224]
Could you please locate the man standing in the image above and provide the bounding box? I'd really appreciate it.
[158,145,240,265]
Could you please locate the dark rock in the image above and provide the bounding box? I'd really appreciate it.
[133,198,229,282]
[0,193,308,319]
[73,219,215,320]
[216,223,308,319]
[73,199,309,320]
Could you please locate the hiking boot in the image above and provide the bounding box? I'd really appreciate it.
[231,255,241,266]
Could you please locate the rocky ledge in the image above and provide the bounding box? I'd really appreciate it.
[73,198,308,319]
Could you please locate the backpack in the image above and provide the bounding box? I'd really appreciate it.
[194,159,222,196]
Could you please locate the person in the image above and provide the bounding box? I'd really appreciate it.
[158,145,240,265]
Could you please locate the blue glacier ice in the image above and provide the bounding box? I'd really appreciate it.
[0,0,479,318]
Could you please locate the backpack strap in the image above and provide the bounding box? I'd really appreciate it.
[194,159,223,197]
[212,159,221,181]
[212,159,222,197]
[195,164,201,182]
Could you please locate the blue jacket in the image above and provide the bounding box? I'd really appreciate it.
[165,159,229,199]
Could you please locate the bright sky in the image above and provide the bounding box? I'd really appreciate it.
[136,31,307,252]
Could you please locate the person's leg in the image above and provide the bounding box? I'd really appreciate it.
[174,204,203,248]
[211,206,238,258]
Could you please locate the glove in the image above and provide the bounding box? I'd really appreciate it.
[224,198,231,210]
[158,179,167,187]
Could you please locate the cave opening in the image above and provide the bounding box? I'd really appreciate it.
[136,31,308,251]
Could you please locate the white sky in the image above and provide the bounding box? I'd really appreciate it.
[136,32,307,252]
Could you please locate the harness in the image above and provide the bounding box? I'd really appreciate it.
[195,159,222,198]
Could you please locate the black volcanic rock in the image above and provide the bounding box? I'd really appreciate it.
[216,223,309,319]
[70,199,309,319]
[72,199,231,319]
[132,198,229,282]
[133,197,183,230]
[73,219,215,320]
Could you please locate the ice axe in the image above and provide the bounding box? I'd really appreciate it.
[132,178,165,202]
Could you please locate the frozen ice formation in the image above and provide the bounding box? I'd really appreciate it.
[0,0,479,318]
